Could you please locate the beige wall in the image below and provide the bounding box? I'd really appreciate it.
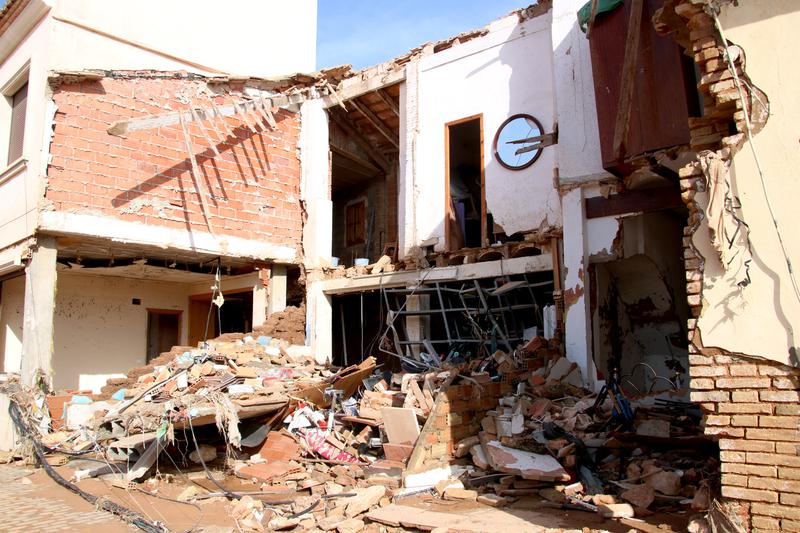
[0,275,25,374]
[695,1,800,365]
[52,271,190,392]
[48,0,317,77]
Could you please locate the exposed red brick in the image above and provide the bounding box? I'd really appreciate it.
[46,75,303,249]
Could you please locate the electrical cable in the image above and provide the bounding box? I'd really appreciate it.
[186,413,239,501]
[8,398,165,533]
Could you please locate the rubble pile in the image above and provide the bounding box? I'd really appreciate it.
[2,324,719,532]
[426,336,718,521]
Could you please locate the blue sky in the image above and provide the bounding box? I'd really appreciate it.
[316,1,530,70]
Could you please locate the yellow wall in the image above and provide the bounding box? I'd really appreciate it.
[695,1,800,365]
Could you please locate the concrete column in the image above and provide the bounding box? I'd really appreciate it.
[306,272,332,365]
[561,188,597,390]
[252,268,269,328]
[397,62,419,259]
[268,264,287,315]
[300,99,333,361]
[404,294,429,358]
[300,99,333,268]
[21,236,58,388]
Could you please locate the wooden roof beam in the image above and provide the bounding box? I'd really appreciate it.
[321,68,405,109]
[107,93,306,136]
[375,88,400,117]
[329,108,390,173]
[349,98,399,149]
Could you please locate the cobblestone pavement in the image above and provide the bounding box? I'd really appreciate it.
[0,464,137,532]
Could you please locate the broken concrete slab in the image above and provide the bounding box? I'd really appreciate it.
[598,503,635,518]
[367,503,567,532]
[470,444,490,470]
[477,493,508,507]
[621,483,655,509]
[345,485,386,517]
[481,439,570,482]
[647,470,682,496]
[381,407,420,444]
[336,518,365,533]
[443,487,477,501]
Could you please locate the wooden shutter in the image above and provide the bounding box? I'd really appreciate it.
[7,82,27,164]
[346,201,366,247]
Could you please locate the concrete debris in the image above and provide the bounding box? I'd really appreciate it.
[2,329,715,532]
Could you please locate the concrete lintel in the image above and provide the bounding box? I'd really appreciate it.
[320,254,553,295]
[21,235,58,387]
[38,211,297,263]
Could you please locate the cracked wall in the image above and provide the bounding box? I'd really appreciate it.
[662,2,800,529]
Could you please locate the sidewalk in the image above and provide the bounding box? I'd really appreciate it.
[0,464,136,532]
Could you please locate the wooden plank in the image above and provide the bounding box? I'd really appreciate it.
[329,109,390,172]
[259,95,278,128]
[179,114,214,233]
[108,93,305,136]
[331,145,381,176]
[404,373,456,474]
[211,101,235,137]
[190,107,220,156]
[349,98,399,149]
[236,101,259,133]
[584,186,683,219]
[611,0,644,160]
[381,407,419,444]
[375,88,400,116]
[321,69,406,108]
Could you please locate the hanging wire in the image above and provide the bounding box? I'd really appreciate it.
[708,5,800,306]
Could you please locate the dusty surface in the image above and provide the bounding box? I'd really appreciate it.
[0,464,137,532]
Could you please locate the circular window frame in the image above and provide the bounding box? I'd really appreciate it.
[492,113,545,171]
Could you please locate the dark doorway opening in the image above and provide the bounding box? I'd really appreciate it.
[331,291,386,369]
[146,309,181,362]
[188,289,253,346]
[446,116,487,251]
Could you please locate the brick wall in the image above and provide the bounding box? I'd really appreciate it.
[46,73,303,248]
[690,354,800,530]
[412,381,510,470]
[667,3,800,531]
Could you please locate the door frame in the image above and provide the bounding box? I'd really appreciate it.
[145,308,183,362]
[444,114,486,251]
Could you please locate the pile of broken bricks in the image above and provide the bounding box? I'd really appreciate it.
[429,337,719,524]
[4,324,720,532]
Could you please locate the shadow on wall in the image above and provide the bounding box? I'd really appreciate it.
[432,4,559,251]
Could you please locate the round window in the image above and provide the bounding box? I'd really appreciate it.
[493,114,545,170]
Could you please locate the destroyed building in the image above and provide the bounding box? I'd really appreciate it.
[0,0,798,532]
[0,0,316,391]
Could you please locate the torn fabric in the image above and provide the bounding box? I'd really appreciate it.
[700,151,752,287]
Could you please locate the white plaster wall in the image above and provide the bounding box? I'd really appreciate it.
[48,0,316,77]
[52,272,190,392]
[412,13,560,250]
[0,275,25,374]
[299,99,332,268]
[0,3,52,250]
[550,0,607,182]
[695,2,800,365]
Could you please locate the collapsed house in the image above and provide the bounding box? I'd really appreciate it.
[0,0,798,532]
[0,0,317,392]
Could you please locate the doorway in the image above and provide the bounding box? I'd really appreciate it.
[188,289,253,346]
[446,115,487,251]
[146,309,181,362]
